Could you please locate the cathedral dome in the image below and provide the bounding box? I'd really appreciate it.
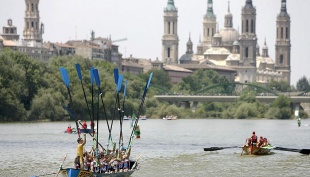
[180,53,193,61]
[219,28,239,44]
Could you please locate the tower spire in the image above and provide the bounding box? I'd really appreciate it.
[166,0,177,11]
[245,0,253,8]
[281,0,287,13]
[206,0,215,17]
[228,1,230,13]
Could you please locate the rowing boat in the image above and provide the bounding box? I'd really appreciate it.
[45,65,153,177]
[59,160,138,177]
[242,145,275,155]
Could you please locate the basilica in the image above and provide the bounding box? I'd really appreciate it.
[161,0,291,85]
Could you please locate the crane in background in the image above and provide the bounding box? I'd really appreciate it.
[112,38,127,43]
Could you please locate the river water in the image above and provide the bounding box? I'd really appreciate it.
[0,119,309,177]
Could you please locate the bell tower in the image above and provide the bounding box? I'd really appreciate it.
[202,0,217,52]
[23,0,43,43]
[238,0,257,83]
[275,0,291,84]
[162,0,179,64]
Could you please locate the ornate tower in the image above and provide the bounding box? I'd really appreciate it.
[239,0,257,83]
[23,0,43,43]
[224,1,233,28]
[186,34,193,55]
[275,0,291,84]
[202,0,216,52]
[162,0,179,64]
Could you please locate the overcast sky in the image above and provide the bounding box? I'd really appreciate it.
[0,0,308,85]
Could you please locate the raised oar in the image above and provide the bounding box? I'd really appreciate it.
[60,67,80,137]
[204,146,238,151]
[93,69,111,151]
[120,80,127,147]
[90,67,95,136]
[116,75,124,155]
[75,64,93,129]
[275,147,310,155]
[127,72,153,152]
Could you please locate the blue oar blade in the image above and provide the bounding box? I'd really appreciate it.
[123,80,127,97]
[114,68,119,85]
[93,69,100,86]
[146,72,153,89]
[90,67,95,84]
[117,74,123,92]
[60,67,70,87]
[75,63,82,81]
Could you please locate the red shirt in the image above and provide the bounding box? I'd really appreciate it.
[251,135,258,143]
[82,122,87,129]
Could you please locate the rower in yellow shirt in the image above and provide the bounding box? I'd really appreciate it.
[77,133,86,169]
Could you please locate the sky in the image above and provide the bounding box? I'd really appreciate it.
[0,0,309,85]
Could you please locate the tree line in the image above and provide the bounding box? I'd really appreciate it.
[0,49,308,122]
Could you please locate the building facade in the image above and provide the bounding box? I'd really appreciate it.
[164,0,291,85]
[162,0,179,64]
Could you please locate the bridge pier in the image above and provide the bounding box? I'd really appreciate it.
[179,101,190,109]
[293,103,301,117]
[192,101,198,112]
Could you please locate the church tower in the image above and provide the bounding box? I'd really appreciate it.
[23,0,43,43]
[275,0,291,84]
[162,0,179,64]
[202,0,216,52]
[239,0,257,83]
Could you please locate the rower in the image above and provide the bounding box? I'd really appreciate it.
[251,131,257,146]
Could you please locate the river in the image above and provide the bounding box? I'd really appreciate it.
[0,119,309,177]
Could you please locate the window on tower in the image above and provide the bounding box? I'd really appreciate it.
[280,55,284,64]
[286,27,289,39]
[31,4,34,12]
[31,22,34,28]
[281,27,283,39]
[246,20,249,33]
[167,47,170,58]
[168,22,171,34]
[245,47,248,58]
[251,20,254,33]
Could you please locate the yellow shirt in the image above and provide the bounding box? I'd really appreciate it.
[77,144,84,157]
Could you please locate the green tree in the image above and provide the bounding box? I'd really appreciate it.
[270,95,292,119]
[296,76,310,92]
[268,80,291,92]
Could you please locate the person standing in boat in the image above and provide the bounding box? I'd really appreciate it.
[77,133,86,169]
[251,131,258,146]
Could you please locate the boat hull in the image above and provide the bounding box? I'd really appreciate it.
[59,168,135,177]
[242,145,275,155]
